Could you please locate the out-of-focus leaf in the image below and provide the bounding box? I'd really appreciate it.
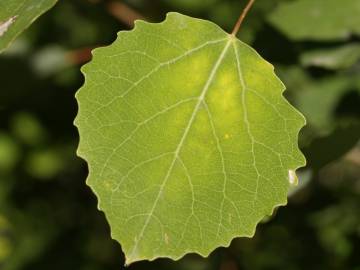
[75,12,305,263]
[294,76,358,133]
[303,123,360,170]
[52,2,99,47]
[10,112,47,146]
[301,43,360,70]
[276,65,310,93]
[0,133,20,172]
[319,143,360,194]
[0,0,58,53]
[0,216,12,263]
[25,148,64,180]
[310,201,360,259]
[268,0,360,41]
[3,208,57,270]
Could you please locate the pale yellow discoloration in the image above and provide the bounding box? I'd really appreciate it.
[218,71,236,88]
[186,54,210,86]
[104,181,111,189]
[208,85,237,111]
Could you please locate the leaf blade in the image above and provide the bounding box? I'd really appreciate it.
[75,12,305,264]
[0,0,58,53]
[268,0,360,41]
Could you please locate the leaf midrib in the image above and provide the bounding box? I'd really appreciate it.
[127,37,233,262]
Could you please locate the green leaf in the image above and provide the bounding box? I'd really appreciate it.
[268,0,360,41]
[300,43,360,70]
[0,133,20,172]
[75,12,305,263]
[0,0,57,53]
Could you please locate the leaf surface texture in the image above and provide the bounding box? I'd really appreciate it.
[75,13,305,263]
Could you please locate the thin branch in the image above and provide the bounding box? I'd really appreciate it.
[231,0,255,36]
[66,47,94,65]
[345,146,360,166]
[106,1,145,28]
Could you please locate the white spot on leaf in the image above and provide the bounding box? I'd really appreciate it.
[0,16,17,37]
[288,170,298,186]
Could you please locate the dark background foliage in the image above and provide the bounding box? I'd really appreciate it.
[0,0,359,269]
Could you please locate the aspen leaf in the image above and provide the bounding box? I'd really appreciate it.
[268,0,360,41]
[300,44,360,70]
[75,12,305,264]
[0,0,57,53]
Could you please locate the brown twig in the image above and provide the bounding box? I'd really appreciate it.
[66,47,95,65]
[65,1,146,65]
[231,0,255,36]
[345,146,360,166]
[106,1,145,28]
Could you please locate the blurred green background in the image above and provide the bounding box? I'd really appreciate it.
[0,0,359,269]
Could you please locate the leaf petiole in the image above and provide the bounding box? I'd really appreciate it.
[231,0,256,36]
